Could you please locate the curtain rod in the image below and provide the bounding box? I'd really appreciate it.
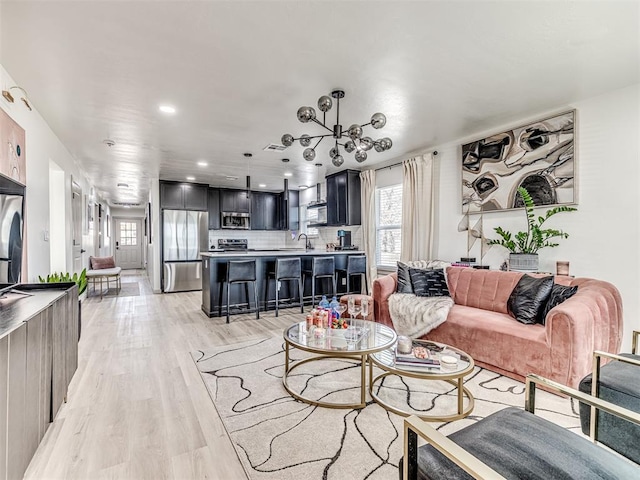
[374,151,438,172]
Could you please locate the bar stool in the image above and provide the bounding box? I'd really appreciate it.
[335,255,368,294]
[268,257,304,317]
[224,259,259,323]
[303,257,336,307]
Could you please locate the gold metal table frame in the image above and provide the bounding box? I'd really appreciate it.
[369,343,475,422]
[282,320,397,409]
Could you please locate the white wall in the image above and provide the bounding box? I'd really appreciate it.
[376,83,640,350]
[0,63,100,280]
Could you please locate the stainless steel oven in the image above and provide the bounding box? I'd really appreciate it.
[221,212,250,229]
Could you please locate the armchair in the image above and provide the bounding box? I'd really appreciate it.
[578,329,640,464]
[402,374,640,480]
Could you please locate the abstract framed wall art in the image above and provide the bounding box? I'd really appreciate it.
[461,110,576,213]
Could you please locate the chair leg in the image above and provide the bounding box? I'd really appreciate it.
[254,281,259,319]
[364,273,368,295]
[275,278,280,317]
[311,277,316,307]
[332,276,337,298]
[298,278,304,313]
[226,282,231,324]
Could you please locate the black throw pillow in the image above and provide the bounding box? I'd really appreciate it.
[507,275,554,325]
[396,262,413,293]
[409,268,450,297]
[539,284,578,325]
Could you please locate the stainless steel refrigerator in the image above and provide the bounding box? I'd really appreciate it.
[162,210,208,292]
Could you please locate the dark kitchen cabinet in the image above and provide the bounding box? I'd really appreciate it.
[208,188,220,229]
[160,181,208,211]
[326,169,361,226]
[279,189,299,231]
[220,189,250,213]
[251,192,279,230]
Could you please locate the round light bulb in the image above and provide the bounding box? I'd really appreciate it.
[299,134,311,147]
[332,155,344,167]
[348,124,363,140]
[281,133,294,147]
[371,112,387,129]
[317,95,333,112]
[303,148,316,161]
[297,106,316,123]
[360,136,373,151]
[355,150,368,163]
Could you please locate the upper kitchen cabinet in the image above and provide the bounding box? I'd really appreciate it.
[279,189,299,231]
[326,169,361,226]
[251,192,280,230]
[208,188,220,230]
[220,189,250,213]
[160,181,208,211]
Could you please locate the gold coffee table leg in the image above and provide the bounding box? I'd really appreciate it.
[282,343,368,409]
[369,371,475,422]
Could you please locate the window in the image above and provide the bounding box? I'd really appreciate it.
[304,206,319,237]
[376,184,402,267]
[119,222,137,246]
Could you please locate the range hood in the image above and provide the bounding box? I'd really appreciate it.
[308,182,326,207]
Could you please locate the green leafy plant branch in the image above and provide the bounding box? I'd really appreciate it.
[487,187,577,254]
[38,268,88,295]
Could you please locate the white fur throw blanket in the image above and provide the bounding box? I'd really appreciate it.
[388,293,454,338]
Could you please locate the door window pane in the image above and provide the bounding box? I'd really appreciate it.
[120,222,137,246]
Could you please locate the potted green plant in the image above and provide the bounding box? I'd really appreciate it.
[38,268,88,300]
[487,187,577,271]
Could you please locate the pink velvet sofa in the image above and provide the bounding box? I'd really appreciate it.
[373,267,623,388]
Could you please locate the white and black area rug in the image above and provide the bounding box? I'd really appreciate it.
[192,337,580,480]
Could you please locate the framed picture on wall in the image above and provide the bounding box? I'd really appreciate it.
[85,195,94,232]
[147,202,152,244]
[106,214,110,237]
[461,110,576,213]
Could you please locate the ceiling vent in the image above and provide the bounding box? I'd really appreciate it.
[263,143,286,152]
[112,202,141,207]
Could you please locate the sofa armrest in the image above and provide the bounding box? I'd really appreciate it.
[544,279,624,388]
[372,273,397,328]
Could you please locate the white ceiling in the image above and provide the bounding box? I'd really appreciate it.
[1,1,638,205]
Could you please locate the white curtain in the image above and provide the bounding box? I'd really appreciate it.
[400,153,435,261]
[359,169,377,293]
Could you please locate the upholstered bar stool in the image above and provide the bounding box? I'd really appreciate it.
[224,259,259,323]
[268,257,304,317]
[303,257,336,307]
[335,255,368,294]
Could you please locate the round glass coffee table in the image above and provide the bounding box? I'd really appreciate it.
[283,319,396,409]
[369,340,475,421]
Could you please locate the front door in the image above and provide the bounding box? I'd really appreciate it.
[114,218,142,269]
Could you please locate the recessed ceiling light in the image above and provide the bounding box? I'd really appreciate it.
[197,161,208,167]
[259,183,266,188]
[186,176,195,181]
[159,105,176,114]
[298,185,309,190]
[284,172,293,177]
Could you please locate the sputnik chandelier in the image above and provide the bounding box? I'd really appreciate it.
[281,90,392,167]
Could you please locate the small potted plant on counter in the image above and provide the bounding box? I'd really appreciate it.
[487,187,577,272]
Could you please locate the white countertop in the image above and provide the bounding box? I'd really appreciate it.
[200,250,364,257]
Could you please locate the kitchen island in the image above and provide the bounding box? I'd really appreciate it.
[200,250,365,318]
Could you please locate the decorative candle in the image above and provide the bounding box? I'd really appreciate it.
[396,336,412,354]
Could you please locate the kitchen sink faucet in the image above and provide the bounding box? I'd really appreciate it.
[297,233,312,250]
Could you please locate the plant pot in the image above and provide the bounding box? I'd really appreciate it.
[509,253,539,272]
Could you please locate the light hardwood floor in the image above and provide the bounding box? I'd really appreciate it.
[24,271,296,480]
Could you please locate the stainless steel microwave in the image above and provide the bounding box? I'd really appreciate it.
[221,212,250,229]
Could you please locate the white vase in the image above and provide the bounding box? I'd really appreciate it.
[509,253,539,272]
